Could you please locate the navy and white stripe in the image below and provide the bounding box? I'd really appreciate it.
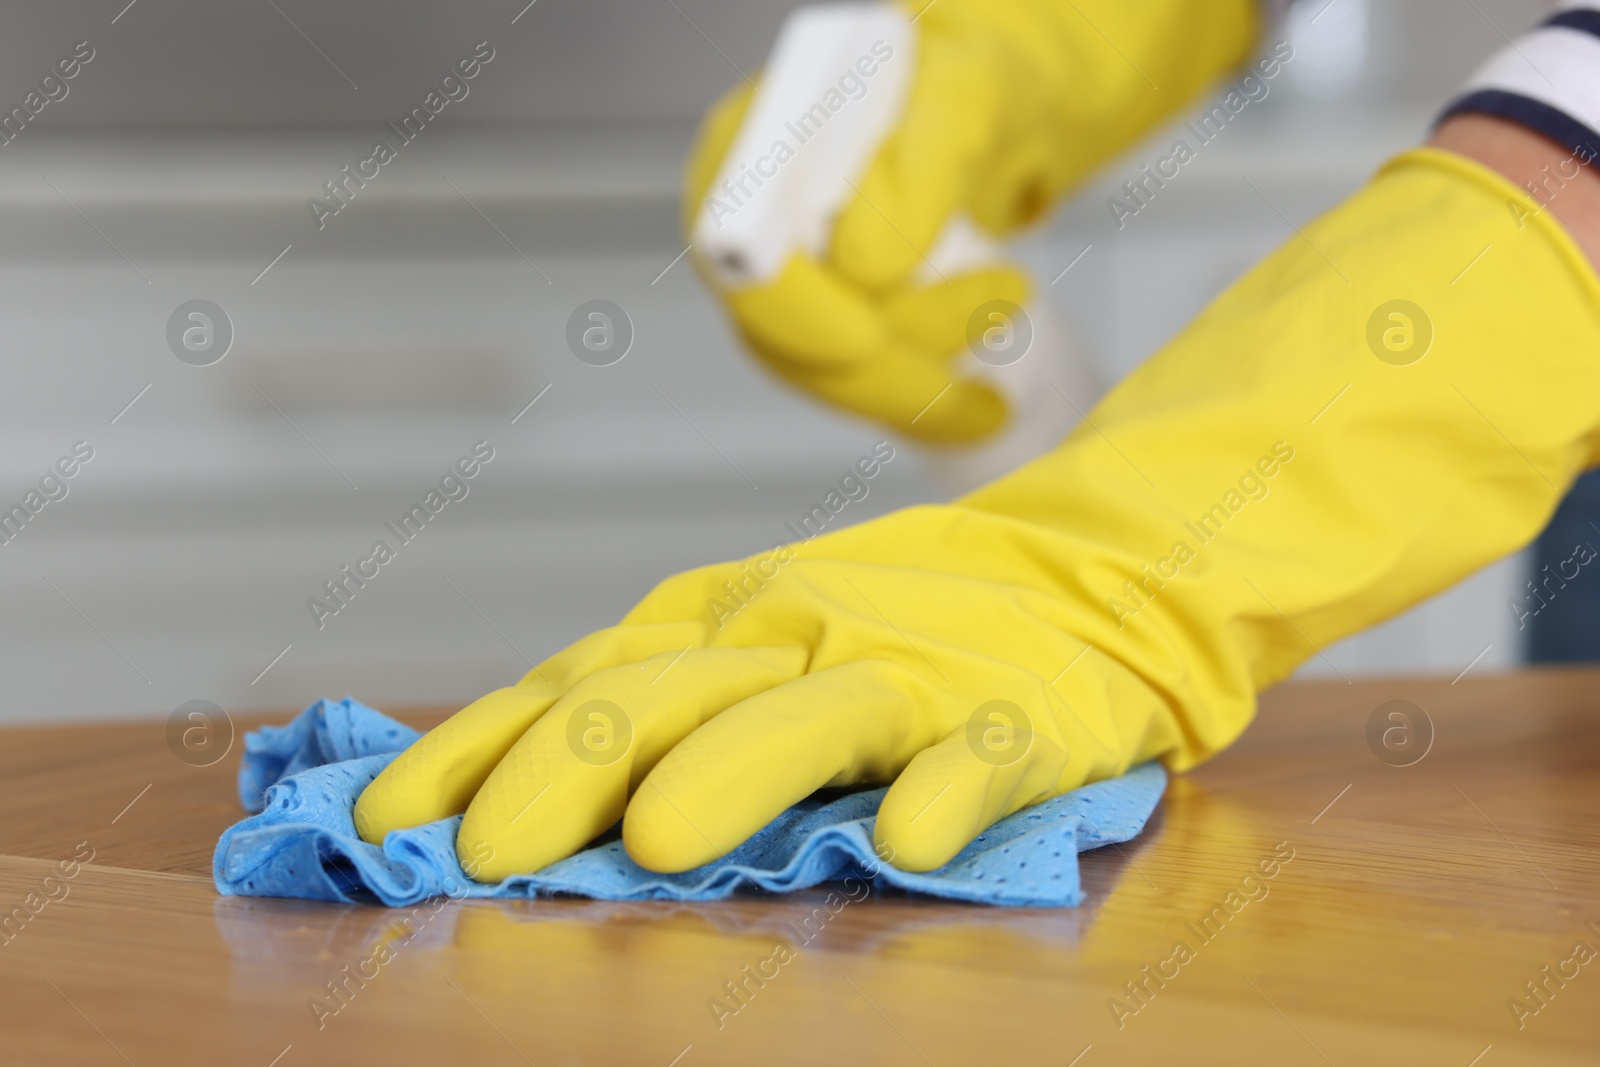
[1439,1,1600,162]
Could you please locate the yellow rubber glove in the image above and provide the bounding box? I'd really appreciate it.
[358,147,1600,880]
[684,0,1261,441]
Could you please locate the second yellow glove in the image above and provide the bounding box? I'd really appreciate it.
[683,0,1261,441]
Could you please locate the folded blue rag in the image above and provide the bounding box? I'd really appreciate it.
[214,698,1165,907]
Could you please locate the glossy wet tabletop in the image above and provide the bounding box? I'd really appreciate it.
[0,670,1596,1065]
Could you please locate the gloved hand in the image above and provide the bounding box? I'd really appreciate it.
[358,145,1600,880]
[684,0,1261,441]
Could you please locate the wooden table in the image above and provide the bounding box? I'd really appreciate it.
[0,670,1595,1066]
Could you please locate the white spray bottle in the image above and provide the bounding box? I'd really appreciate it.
[690,2,1101,492]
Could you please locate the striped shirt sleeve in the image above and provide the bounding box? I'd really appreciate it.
[1438,1,1600,162]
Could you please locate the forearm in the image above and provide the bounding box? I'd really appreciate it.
[1432,116,1600,269]
[1432,3,1600,268]
[959,148,1600,768]
[979,8,1600,767]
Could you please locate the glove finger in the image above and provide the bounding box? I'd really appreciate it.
[682,80,758,235]
[354,682,564,843]
[533,619,708,688]
[762,339,1007,442]
[831,34,999,289]
[871,722,1070,872]
[460,647,807,880]
[726,254,884,370]
[355,621,705,842]
[621,660,944,872]
[883,266,1031,355]
[968,132,1063,234]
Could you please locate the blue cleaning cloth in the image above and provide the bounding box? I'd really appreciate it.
[214,698,1166,908]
